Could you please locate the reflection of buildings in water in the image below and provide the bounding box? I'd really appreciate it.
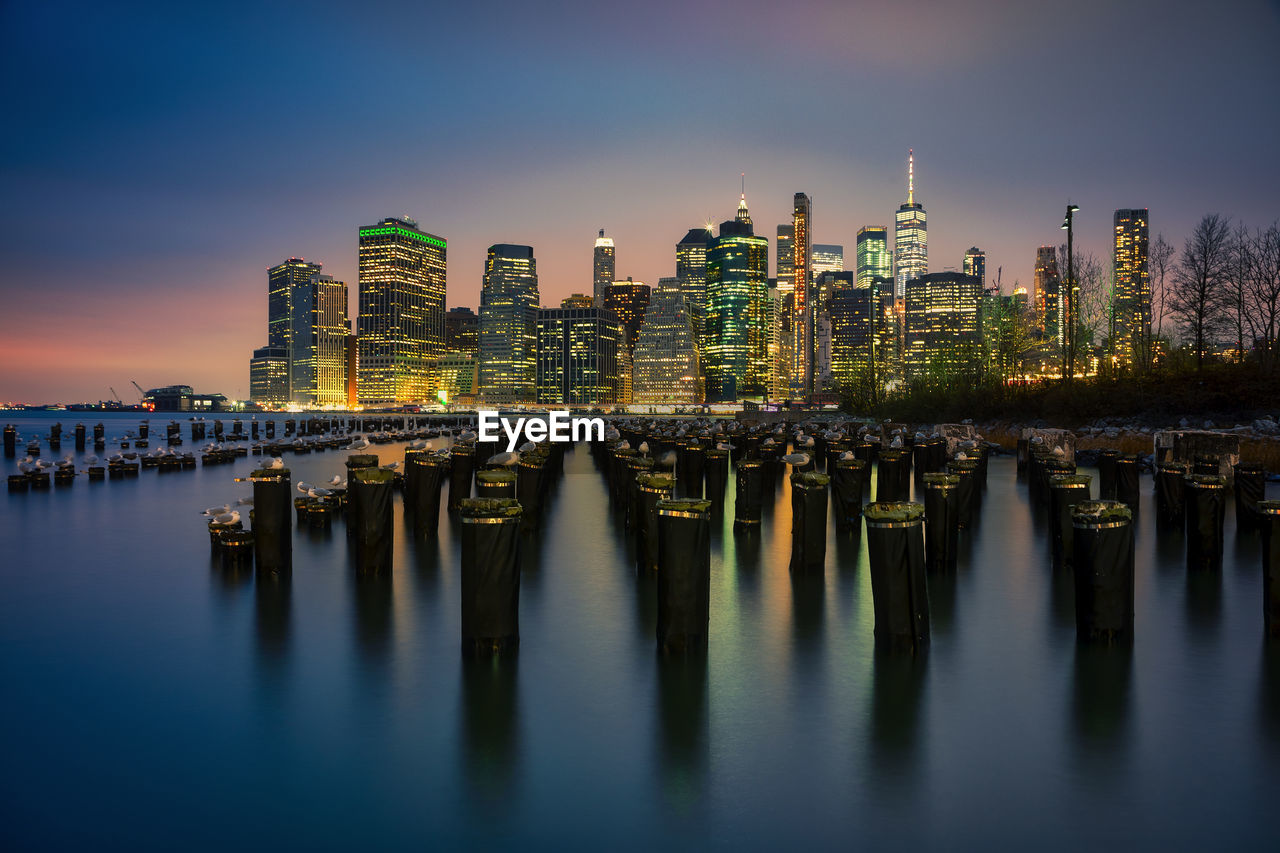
[353,573,393,666]
[1070,644,1133,770]
[460,657,520,804]
[656,656,708,814]
[254,574,291,662]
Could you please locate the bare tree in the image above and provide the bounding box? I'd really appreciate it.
[1243,223,1280,372]
[1148,233,1175,368]
[1057,245,1107,376]
[1170,214,1232,370]
[1226,222,1254,363]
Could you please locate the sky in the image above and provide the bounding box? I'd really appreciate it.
[2,0,1278,403]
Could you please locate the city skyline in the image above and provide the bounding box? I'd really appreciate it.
[2,0,1279,402]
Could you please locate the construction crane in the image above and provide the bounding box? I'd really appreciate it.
[109,386,120,403]
[131,380,146,403]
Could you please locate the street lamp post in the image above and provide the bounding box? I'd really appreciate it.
[1061,204,1080,382]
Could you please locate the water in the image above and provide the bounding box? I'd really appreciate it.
[2,412,1278,850]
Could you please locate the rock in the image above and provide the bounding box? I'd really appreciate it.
[1203,420,1215,429]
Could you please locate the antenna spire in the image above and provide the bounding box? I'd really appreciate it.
[907,149,915,206]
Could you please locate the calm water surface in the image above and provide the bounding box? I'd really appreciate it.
[2,413,1278,850]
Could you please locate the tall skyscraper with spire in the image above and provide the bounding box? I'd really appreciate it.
[593,229,615,307]
[792,192,813,398]
[893,150,928,299]
[357,217,447,405]
[1112,209,1150,366]
[706,189,769,401]
[479,244,539,403]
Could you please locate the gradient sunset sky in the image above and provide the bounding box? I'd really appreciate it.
[2,0,1278,403]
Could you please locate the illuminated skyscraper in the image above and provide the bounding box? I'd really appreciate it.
[676,228,712,349]
[706,192,770,401]
[357,217,447,405]
[893,150,928,299]
[1033,245,1062,345]
[857,227,891,290]
[632,278,700,404]
[561,294,593,310]
[290,273,350,406]
[903,272,982,380]
[792,193,813,398]
[776,225,795,297]
[963,247,986,289]
[602,277,651,355]
[593,229,615,307]
[253,258,348,406]
[1112,209,1150,366]
[812,244,843,277]
[479,244,539,404]
[536,306,621,405]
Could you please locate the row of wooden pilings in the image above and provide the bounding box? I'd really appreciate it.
[207,437,566,657]
[590,423,997,657]
[1020,442,1280,641]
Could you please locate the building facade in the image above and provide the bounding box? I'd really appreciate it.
[479,244,539,404]
[602,278,650,355]
[1033,245,1062,347]
[791,193,813,398]
[856,226,891,290]
[676,227,712,352]
[445,306,479,357]
[963,247,986,289]
[1112,208,1150,366]
[632,277,700,404]
[902,272,982,381]
[536,307,622,406]
[356,217,447,405]
[250,346,289,405]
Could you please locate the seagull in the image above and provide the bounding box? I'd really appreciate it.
[657,450,677,469]
[488,451,521,467]
[211,511,240,526]
[518,441,536,453]
[782,452,811,467]
[617,440,631,451]
[638,441,650,456]
[840,450,856,461]
[236,497,254,506]
[890,436,903,449]
[308,487,333,498]
[84,455,99,466]
[267,457,284,469]
[716,442,733,452]
[327,475,342,486]
[297,481,314,493]
[202,504,232,517]
[347,438,370,450]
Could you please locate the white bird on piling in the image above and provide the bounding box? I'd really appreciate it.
[297,482,314,493]
[236,496,254,506]
[657,450,677,469]
[108,453,123,463]
[84,455,99,466]
[617,440,631,451]
[202,504,231,517]
[267,456,284,469]
[408,439,427,450]
[328,475,342,486]
[518,442,536,453]
[212,511,240,526]
[638,441,650,456]
[458,430,477,442]
[890,436,903,449]
[716,442,734,452]
[308,487,333,498]
[840,450,856,461]
[488,451,521,467]
[347,437,370,450]
[782,452,811,467]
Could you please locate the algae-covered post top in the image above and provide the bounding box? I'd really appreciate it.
[1158,462,1189,473]
[476,469,517,485]
[351,467,395,485]
[1071,500,1133,525]
[1184,474,1227,487]
[459,498,523,519]
[1049,474,1092,487]
[347,453,378,468]
[637,473,676,492]
[790,471,831,488]
[656,498,712,517]
[923,473,959,487]
[249,468,291,481]
[864,501,925,525]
